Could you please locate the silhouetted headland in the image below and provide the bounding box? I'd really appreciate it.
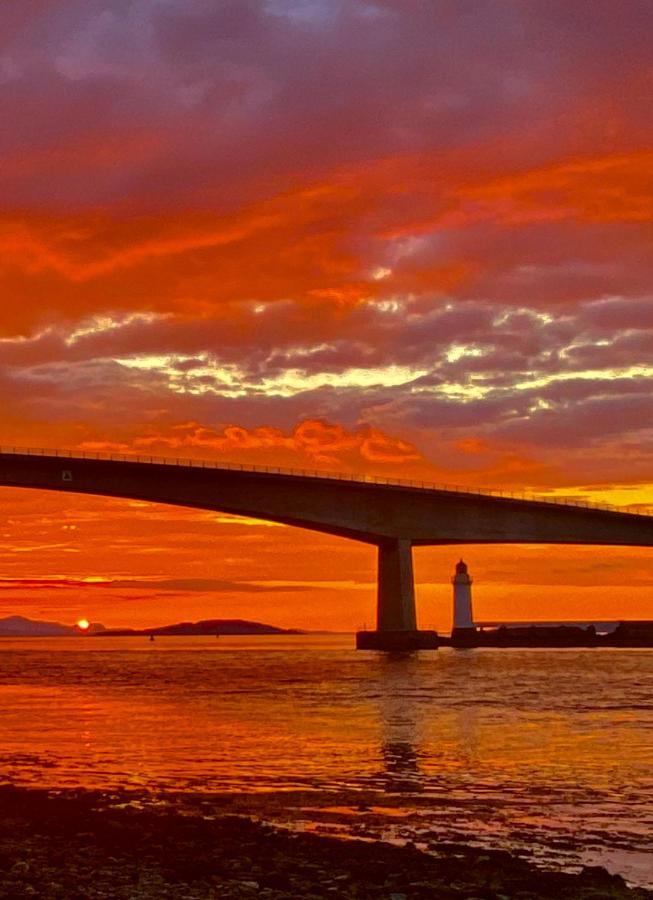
[95,618,303,637]
[0,615,106,637]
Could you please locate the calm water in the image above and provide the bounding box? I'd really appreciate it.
[1,636,652,885]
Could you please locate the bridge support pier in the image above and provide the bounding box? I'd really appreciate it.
[377,538,416,632]
[356,539,439,650]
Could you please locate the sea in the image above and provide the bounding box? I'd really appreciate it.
[1,635,651,887]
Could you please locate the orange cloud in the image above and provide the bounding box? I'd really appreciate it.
[453,150,653,226]
[3,147,651,337]
[84,419,423,470]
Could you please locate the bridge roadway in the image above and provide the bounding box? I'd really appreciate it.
[1,449,653,642]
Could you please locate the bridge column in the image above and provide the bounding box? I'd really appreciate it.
[356,539,439,650]
[377,538,416,631]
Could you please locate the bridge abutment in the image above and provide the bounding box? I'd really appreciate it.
[356,539,439,650]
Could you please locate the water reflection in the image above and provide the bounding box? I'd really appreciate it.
[374,653,423,792]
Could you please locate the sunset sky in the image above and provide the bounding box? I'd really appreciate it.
[1,0,652,631]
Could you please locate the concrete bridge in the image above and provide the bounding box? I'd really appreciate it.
[1,448,653,648]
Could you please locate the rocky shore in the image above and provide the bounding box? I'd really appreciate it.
[0,786,649,899]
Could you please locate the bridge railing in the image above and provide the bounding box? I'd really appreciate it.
[0,445,650,518]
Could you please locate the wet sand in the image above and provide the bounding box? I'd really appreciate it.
[0,787,649,899]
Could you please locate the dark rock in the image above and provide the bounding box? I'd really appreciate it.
[0,788,648,900]
[581,865,627,887]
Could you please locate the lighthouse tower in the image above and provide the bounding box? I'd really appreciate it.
[452,559,474,631]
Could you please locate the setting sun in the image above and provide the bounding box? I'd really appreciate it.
[76,619,90,632]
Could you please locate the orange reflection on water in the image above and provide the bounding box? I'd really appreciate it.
[0,637,652,885]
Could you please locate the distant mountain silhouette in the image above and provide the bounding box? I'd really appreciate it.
[0,615,105,636]
[95,618,303,637]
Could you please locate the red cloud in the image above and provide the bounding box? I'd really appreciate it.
[118,418,422,469]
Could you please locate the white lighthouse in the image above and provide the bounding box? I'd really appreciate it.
[452,559,474,631]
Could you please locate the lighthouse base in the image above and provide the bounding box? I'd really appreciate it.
[356,630,439,651]
[450,627,479,647]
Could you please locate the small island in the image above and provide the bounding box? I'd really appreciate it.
[94,618,303,637]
